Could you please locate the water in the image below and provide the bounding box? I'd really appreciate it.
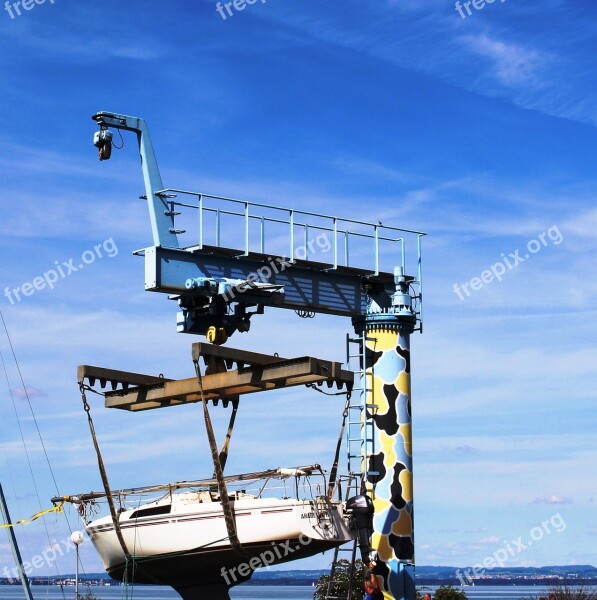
[0,585,562,599]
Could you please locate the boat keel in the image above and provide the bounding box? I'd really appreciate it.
[174,582,231,600]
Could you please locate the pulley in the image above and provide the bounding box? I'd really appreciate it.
[93,127,113,161]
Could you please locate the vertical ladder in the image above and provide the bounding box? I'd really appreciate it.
[346,333,377,497]
[324,539,359,600]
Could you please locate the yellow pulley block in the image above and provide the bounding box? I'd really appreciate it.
[207,326,228,345]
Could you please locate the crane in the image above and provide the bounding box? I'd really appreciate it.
[91,111,426,600]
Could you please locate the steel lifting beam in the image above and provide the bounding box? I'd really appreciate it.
[146,246,397,320]
[78,348,353,413]
[77,365,172,391]
[191,342,290,367]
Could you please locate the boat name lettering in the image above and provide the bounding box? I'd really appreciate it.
[301,512,316,519]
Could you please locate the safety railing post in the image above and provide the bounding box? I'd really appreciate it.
[244,202,250,256]
[402,238,406,273]
[344,231,350,267]
[418,234,424,328]
[333,218,338,269]
[289,210,295,262]
[198,194,204,249]
[374,224,379,275]
[304,224,309,261]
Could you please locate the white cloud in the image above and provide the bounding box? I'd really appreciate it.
[12,385,47,399]
[460,35,545,88]
[533,495,574,505]
[478,536,502,544]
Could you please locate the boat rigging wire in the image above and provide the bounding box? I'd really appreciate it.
[0,310,68,598]
[0,409,35,566]
[56,465,322,502]
[0,311,62,497]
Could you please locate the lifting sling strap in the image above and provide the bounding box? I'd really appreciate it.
[219,397,239,472]
[79,382,130,558]
[78,383,162,586]
[194,361,248,558]
[327,392,351,499]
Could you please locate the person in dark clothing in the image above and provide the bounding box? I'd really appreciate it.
[364,561,384,600]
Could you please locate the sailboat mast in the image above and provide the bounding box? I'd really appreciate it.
[0,482,34,600]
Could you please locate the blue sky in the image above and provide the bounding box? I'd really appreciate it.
[0,0,596,580]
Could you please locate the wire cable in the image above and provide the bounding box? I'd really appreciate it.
[0,310,75,596]
[0,346,66,598]
[305,383,350,397]
[112,128,125,150]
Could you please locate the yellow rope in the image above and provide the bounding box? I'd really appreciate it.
[0,500,67,529]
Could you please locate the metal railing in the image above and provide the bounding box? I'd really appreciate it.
[156,188,426,278]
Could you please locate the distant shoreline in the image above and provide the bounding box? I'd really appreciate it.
[2,565,595,588]
[2,579,596,588]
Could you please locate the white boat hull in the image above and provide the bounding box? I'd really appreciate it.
[86,496,352,588]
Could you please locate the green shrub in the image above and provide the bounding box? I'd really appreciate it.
[529,585,597,600]
[313,558,366,600]
[433,585,469,600]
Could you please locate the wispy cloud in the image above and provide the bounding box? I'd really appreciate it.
[478,536,501,544]
[460,34,546,88]
[12,385,47,399]
[533,495,574,505]
[255,1,596,128]
[455,445,480,454]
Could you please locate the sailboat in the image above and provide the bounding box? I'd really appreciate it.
[57,465,353,597]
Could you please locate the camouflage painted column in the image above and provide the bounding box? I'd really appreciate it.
[355,268,417,600]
